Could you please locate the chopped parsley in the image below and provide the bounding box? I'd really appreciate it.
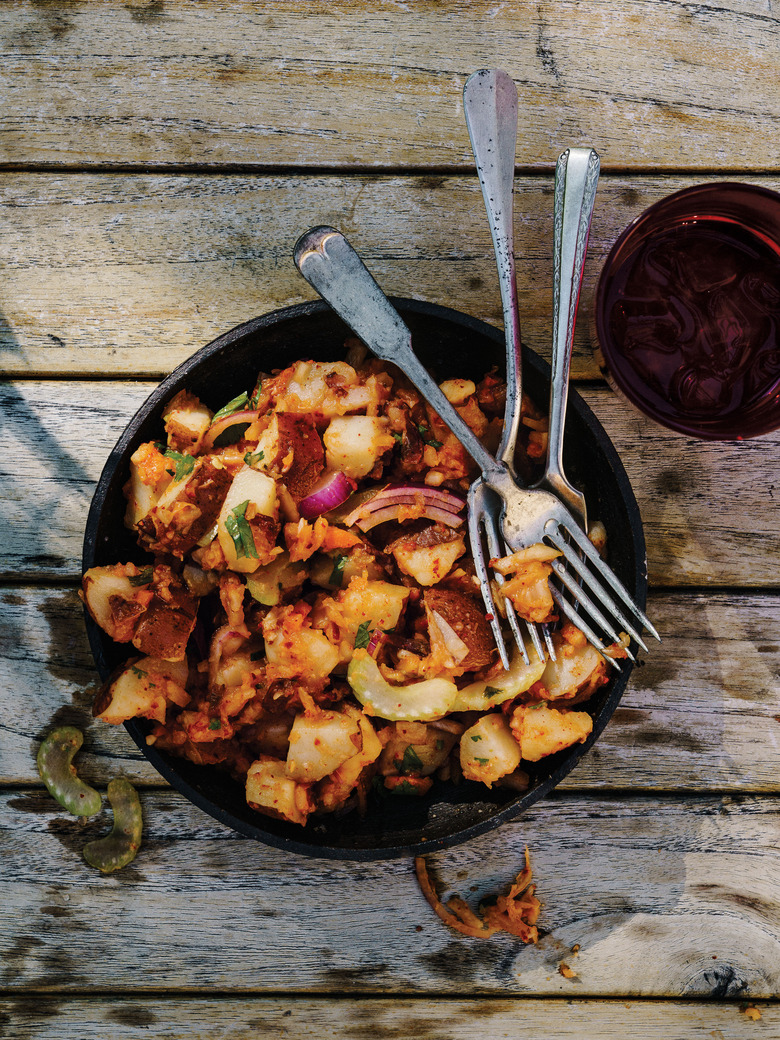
[129,666,148,682]
[224,500,259,560]
[329,553,348,586]
[211,391,249,424]
[391,430,403,445]
[388,779,417,796]
[474,757,490,765]
[401,745,424,774]
[354,621,373,650]
[484,685,502,699]
[417,423,443,450]
[243,449,265,467]
[163,448,196,482]
[470,734,483,742]
[208,718,222,731]
[128,565,154,587]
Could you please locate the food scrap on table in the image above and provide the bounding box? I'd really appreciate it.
[414,847,540,941]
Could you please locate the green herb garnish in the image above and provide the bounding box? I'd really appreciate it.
[354,621,373,650]
[389,779,417,796]
[208,718,222,731]
[329,553,348,586]
[163,448,196,482]
[128,565,154,587]
[243,449,265,467]
[474,757,490,765]
[211,391,249,424]
[417,423,443,450]
[401,745,424,774]
[484,685,502,699]
[224,499,259,560]
[470,734,482,742]
[130,666,147,680]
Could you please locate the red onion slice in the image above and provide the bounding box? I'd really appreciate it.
[342,483,465,532]
[299,471,356,519]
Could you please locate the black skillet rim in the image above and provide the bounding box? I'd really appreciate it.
[83,297,648,861]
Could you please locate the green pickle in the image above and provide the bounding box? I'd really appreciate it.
[83,778,143,873]
[36,726,102,817]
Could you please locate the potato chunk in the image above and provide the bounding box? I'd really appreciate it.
[334,577,410,657]
[323,415,395,479]
[286,709,362,782]
[538,643,605,700]
[459,714,522,786]
[246,756,313,826]
[217,467,279,573]
[510,703,593,762]
[93,657,189,725]
[162,390,213,453]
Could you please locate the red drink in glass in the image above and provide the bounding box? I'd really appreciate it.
[595,183,780,439]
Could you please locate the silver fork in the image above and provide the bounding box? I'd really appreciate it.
[293,227,660,660]
[462,68,550,669]
[539,146,641,663]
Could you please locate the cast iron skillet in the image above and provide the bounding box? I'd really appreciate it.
[83,298,647,860]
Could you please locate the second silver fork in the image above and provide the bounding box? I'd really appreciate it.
[462,68,551,669]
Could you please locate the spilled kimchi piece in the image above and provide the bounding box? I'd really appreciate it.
[414,847,540,942]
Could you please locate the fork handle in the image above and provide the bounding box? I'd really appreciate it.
[463,69,522,469]
[294,226,506,483]
[547,147,600,487]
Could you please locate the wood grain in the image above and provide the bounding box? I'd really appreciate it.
[2,380,778,586]
[0,996,774,1039]
[3,585,779,792]
[1,1,778,171]
[2,790,780,997]
[2,173,780,380]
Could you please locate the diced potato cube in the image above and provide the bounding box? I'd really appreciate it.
[246,756,312,826]
[323,416,395,479]
[538,644,604,699]
[512,703,593,762]
[316,705,383,812]
[217,467,278,573]
[163,390,213,453]
[335,577,410,657]
[93,656,189,725]
[264,627,340,681]
[82,564,147,643]
[286,709,362,782]
[459,714,522,786]
[391,537,465,587]
[440,378,476,405]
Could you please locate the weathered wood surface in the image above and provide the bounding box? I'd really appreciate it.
[3,585,779,792]
[2,380,778,586]
[3,790,780,997]
[2,173,780,380]
[0,996,775,1040]
[1,1,778,172]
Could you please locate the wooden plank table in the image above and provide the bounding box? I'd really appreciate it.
[2,2,779,1036]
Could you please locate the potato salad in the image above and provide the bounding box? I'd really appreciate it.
[82,348,621,828]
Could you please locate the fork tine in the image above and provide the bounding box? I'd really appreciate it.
[477,493,540,667]
[551,559,640,659]
[468,500,512,671]
[550,587,623,671]
[475,486,553,664]
[549,531,652,650]
[545,520,660,641]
